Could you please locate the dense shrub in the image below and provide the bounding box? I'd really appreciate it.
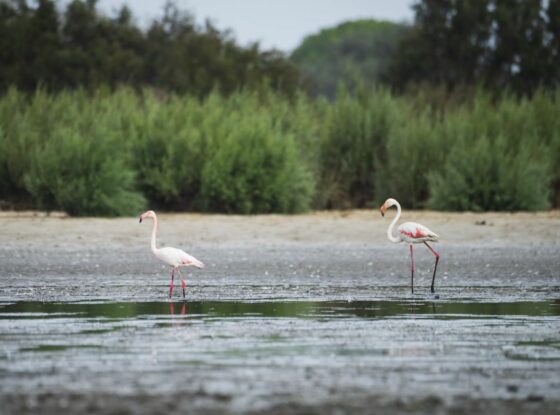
[0,87,558,215]
[0,89,146,215]
[130,93,208,209]
[25,126,146,216]
[375,106,446,208]
[428,135,550,211]
[130,91,315,213]
[427,91,555,211]
[200,110,313,213]
[317,87,397,209]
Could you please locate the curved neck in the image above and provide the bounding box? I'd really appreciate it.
[150,216,158,254]
[387,202,401,243]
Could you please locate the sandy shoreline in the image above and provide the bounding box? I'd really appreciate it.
[1,210,559,248]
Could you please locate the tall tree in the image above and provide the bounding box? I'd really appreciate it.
[389,0,560,95]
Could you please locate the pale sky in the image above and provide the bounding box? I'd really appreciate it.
[96,0,416,52]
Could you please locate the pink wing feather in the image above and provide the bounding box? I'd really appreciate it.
[398,222,439,241]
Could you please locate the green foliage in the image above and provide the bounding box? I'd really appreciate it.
[317,86,397,208]
[200,113,313,214]
[25,126,146,216]
[428,135,550,211]
[0,87,558,215]
[528,90,560,206]
[375,107,446,208]
[427,91,554,211]
[0,87,29,200]
[291,20,407,98]
[129,93,207,209]
[0,88,146,216]
[130,90,315,213]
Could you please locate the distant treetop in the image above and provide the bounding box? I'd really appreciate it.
[290,20,408,98]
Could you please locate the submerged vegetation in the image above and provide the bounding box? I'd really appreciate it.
[0,86,558,216]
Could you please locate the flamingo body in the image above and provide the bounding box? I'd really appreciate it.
[155,247,204,269]
[380,198,440,293]
[139,210,204,298]
[397,222,439,244]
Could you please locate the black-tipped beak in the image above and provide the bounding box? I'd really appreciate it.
[381,211,384,217]
[139,217,142,223]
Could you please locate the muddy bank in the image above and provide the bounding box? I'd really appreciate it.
[3,393,558,415]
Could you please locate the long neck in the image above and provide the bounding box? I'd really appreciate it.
[387,202,401,243]
[150,216,158,254]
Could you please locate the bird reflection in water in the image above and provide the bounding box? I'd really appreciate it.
[169,302,187,318]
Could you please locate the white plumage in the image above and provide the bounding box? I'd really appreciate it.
[139,210,204,298]
[397,221,439,244]
[155,247,205,269]
[380,198,441,294]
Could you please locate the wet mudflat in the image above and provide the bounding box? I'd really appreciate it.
[0,211,559,414]
[1,298,560,415]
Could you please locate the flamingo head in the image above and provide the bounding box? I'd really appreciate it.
[139,210,156,223]
[379,198,397,217]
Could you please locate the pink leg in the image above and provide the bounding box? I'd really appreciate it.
[409,244,414,294]
[424,242,440,293]
[178,269,187,299]
[169,268,175,299]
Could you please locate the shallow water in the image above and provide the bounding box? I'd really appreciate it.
[2,298,560,318]
[1,299,559,413]
[1,240,560,413]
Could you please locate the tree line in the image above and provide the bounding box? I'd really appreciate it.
[0,0,305,96]
[1,1,559,97]
[389,0,560,96]
[292,0,560,97]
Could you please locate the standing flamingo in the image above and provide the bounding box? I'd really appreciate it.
[380,198,440,294]
[139,210,204,299]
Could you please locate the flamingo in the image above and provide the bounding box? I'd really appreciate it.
[139,210,204,299]
[380,198,440,294]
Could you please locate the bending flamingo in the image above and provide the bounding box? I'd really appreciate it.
[139,210,204,298]
[380,198,440,294]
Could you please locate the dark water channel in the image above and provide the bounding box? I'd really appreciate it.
[2,298,560,319]
[1,299,560,414]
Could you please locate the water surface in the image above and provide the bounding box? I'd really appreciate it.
[1,299,559,411]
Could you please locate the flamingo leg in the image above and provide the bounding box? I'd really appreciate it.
[409,244,414,294]
[424,242,440,293]
[169,268,175,299]
[177,269,187,298]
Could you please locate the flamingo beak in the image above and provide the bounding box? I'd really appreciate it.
[139,216,143,223]
[380,205,386,217]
